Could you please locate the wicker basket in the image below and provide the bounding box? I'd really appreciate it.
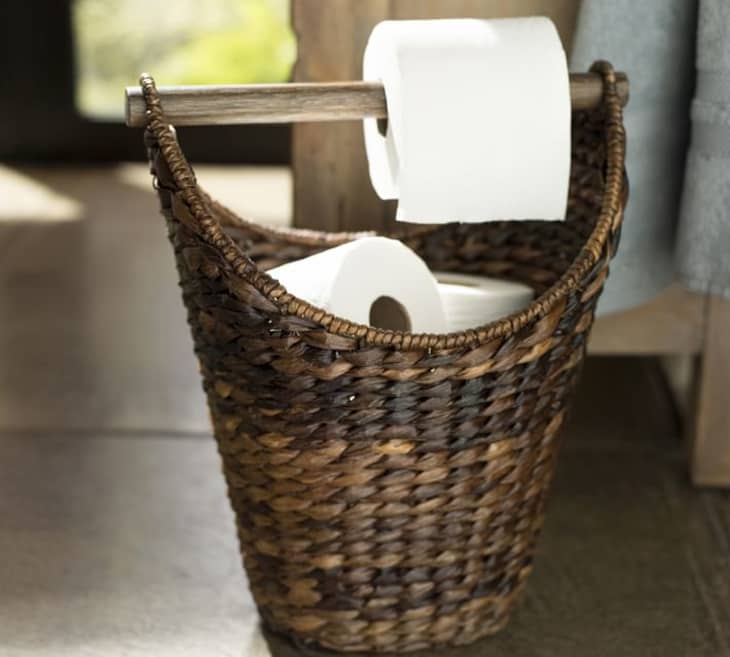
[138,60,626,654]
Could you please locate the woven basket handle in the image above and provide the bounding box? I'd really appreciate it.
[138,62,626,238]
[587,60,628,253]
[137,63,626,348]
[140,73,264,284]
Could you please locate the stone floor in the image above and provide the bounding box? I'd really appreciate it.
[1,165,728,656]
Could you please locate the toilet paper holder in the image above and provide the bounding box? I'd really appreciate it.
[130,59,629,654]
[125,71,628,128]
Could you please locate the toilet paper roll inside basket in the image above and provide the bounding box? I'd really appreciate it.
[267,236,447,333]
[363,17,571,223]
[435,272,534,332]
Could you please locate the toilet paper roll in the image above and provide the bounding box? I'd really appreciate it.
[363,18,571,223]
[434,272,534,331]
[267,237,447,333]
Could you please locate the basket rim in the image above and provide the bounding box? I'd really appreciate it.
[139,60,626,351]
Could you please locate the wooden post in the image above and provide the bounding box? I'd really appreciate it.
[290,0,581,233]
[124,75,626,128]
[690,295,730,486]
[291,0,391,233]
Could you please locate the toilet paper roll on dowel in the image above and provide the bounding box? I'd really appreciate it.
[267,237,447,333]
[363,17,571,224]
[435,272,534,332]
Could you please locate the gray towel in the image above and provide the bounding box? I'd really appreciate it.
[571,1,697,315]
[677,0,730,299]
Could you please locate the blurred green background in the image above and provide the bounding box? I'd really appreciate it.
[73,0,296,119]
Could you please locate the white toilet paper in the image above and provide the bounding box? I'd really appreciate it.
[363,17,571,224]
[267,237,447,333]
[435,272,534,331]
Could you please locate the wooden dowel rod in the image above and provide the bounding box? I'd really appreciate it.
[125,72,628,128]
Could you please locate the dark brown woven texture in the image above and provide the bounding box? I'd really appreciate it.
[139,61,626,654]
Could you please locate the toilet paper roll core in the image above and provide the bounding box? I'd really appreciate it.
[369,295,412,332]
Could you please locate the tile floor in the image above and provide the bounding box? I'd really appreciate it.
[1,165,728,657]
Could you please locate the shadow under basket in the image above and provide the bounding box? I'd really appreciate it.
[139,61,627,654]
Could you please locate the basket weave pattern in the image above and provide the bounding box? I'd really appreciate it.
[140,61,626,653]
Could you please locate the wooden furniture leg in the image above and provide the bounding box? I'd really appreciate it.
[690,295,730,486]
[589,286,730,488]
